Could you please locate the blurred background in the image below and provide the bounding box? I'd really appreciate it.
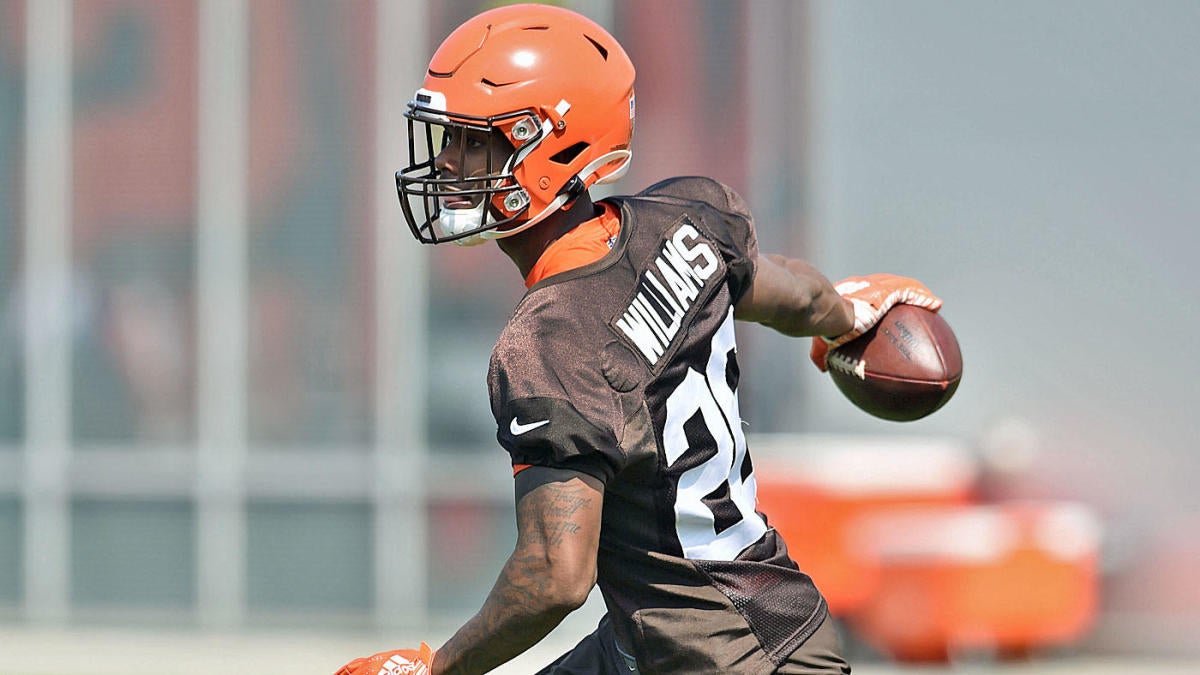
[1,0,1197,672]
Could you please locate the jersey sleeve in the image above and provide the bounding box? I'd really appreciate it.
[488,322,624,484]
[637,176,759,304]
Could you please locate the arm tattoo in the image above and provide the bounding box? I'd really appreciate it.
[522,483,591,547]
[432,474,602,675]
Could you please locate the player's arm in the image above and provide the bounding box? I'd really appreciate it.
[432,467,603,675]
[734,253,854,338]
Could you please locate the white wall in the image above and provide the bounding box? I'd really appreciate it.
[805,0,1200,521]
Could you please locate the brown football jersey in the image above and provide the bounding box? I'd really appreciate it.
[489,177,827,672]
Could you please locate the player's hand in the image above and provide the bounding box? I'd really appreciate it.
[335,642,435,675]
[810,273,942,372]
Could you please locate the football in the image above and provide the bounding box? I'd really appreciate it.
[826,305,962,422]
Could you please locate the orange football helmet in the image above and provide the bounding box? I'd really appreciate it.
[397,3,636,245]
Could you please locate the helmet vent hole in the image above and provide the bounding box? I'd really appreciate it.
[550,142,590,165]
[523,25,550,31]
[584,35,609,60]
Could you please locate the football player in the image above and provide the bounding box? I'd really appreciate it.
[336,4,940,674]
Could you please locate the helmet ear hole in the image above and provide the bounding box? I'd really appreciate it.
[550,141,590,165]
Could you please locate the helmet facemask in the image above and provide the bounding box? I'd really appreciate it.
[398,97,542,246]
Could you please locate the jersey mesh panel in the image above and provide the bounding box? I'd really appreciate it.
[696,555,828,665]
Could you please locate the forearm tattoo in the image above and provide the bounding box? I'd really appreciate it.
[433,477,600,675]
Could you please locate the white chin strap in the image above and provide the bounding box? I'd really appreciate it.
[478,149,633,243]
[441,202,492,247]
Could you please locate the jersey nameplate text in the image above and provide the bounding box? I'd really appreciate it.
[613,219,721,369]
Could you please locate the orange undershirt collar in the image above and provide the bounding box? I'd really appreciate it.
[524,202,621,288]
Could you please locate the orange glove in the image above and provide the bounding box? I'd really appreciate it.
[335,642,435,675]
[810,273,942,372]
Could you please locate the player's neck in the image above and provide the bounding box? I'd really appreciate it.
[498,193,599,280]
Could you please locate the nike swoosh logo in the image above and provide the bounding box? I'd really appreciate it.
[510,417,550,435]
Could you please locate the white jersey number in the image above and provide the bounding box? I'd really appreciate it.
[662,308,767,561]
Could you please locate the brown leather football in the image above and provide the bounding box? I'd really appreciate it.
[827,305,962,421]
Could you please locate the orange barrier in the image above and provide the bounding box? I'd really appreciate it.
[847,502,1101,662]
[754,436,978,615]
